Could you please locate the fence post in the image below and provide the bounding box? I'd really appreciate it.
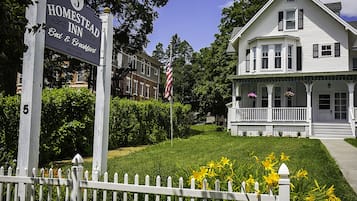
[71,154,84,201]
[278,163,290,201]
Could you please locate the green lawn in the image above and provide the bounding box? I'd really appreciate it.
[75,125,356,200]
[345,138,357,148]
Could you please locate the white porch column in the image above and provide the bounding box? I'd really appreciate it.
[235,82,241,108]
[232,82,236,108]
[347,82,355,136]
[266,84,274,122]
[304,82,313,137]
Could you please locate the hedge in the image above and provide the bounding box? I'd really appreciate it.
[0,88,192,165]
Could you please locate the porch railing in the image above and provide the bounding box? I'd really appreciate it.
[273,107,307,122]
[354,108,357,121]
[236,107,307,122]
[237,108,268,121]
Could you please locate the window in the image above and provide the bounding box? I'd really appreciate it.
[146,62,151,76]
[141,61,145,74]
[130,56,137,69]
[140,82,144,97]
[286,10,296,30]
[321,44,332,56]
[288,45,293,69]
[274,87,281,107]
[126,77,131,93]
[153,87,158,99]
[319,94,330,109]
[275,44,282,68]
[262,45,269,69]
[154,68,158,75]
[246,49,250,72]
[353,58,357,71]
[133,80,138,95]
[252,47,257,70]
[145,84,150,98]
[297,46,302,71]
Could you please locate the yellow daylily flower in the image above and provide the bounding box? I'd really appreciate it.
[263,172,279,186]
[296,169,308,179]
[207,160,216,169]
[220,157,230,166]
[280,152,290,161]
[262,159,277,171]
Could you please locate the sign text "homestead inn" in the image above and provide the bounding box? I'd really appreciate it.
[45,0,102,65]
[47,4,100,38]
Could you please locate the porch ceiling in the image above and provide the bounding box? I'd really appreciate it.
[229,71,357,83]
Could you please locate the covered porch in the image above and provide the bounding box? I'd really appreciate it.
[227,71,357,138]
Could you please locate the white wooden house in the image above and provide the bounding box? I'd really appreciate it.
[226,0,357,138]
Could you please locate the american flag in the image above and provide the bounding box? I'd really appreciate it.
[164,62,173,99]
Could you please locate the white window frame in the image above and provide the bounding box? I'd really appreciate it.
[141,61,145,74]
[285,9,297,31]
[320,44,333,57]
[126,77,131,93]
[140,82,144,97]
[275,44,282,69]
[146,62,151,76]
[252,47,257,70]
[262,45,269,69]
[132,55,137,69]
[133,80,138,95]
[145,84,150,98]
[288,45,293,69]
[153,87,158,99]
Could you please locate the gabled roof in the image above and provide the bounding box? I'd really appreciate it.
[229,0,357,45]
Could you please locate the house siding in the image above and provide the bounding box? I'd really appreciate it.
[237,0,349,75]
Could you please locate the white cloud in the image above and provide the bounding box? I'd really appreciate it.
[320,0,357,17]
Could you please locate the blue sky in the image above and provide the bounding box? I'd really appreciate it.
[144,0,357,55]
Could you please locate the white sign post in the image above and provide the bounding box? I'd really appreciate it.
[92,7,113,176]
[17,0,46,200]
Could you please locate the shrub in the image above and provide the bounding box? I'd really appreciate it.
[0,89,192,165]
[108,98,192,148]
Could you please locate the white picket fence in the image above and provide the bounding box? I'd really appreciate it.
[0,154,290,201]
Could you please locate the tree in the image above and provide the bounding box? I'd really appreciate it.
[192,0,268,116]
[0,0,168,95]
[152,43,166,63]
[152,34,198,105]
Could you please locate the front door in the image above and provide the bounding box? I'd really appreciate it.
[318,94,333,121]
[317,92,348,122]
[334,92,347,121]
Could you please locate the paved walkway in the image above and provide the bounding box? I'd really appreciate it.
[320,139,357,194]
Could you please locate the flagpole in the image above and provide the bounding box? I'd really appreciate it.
[169,43,174,147]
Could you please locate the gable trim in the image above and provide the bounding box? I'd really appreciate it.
[230,0,275,44]
[230,0,357,45]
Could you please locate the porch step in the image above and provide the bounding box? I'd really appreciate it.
[311,123,354,139]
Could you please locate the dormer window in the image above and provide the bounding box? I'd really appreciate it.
[278,9,303,31]
[286,10,296,30]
